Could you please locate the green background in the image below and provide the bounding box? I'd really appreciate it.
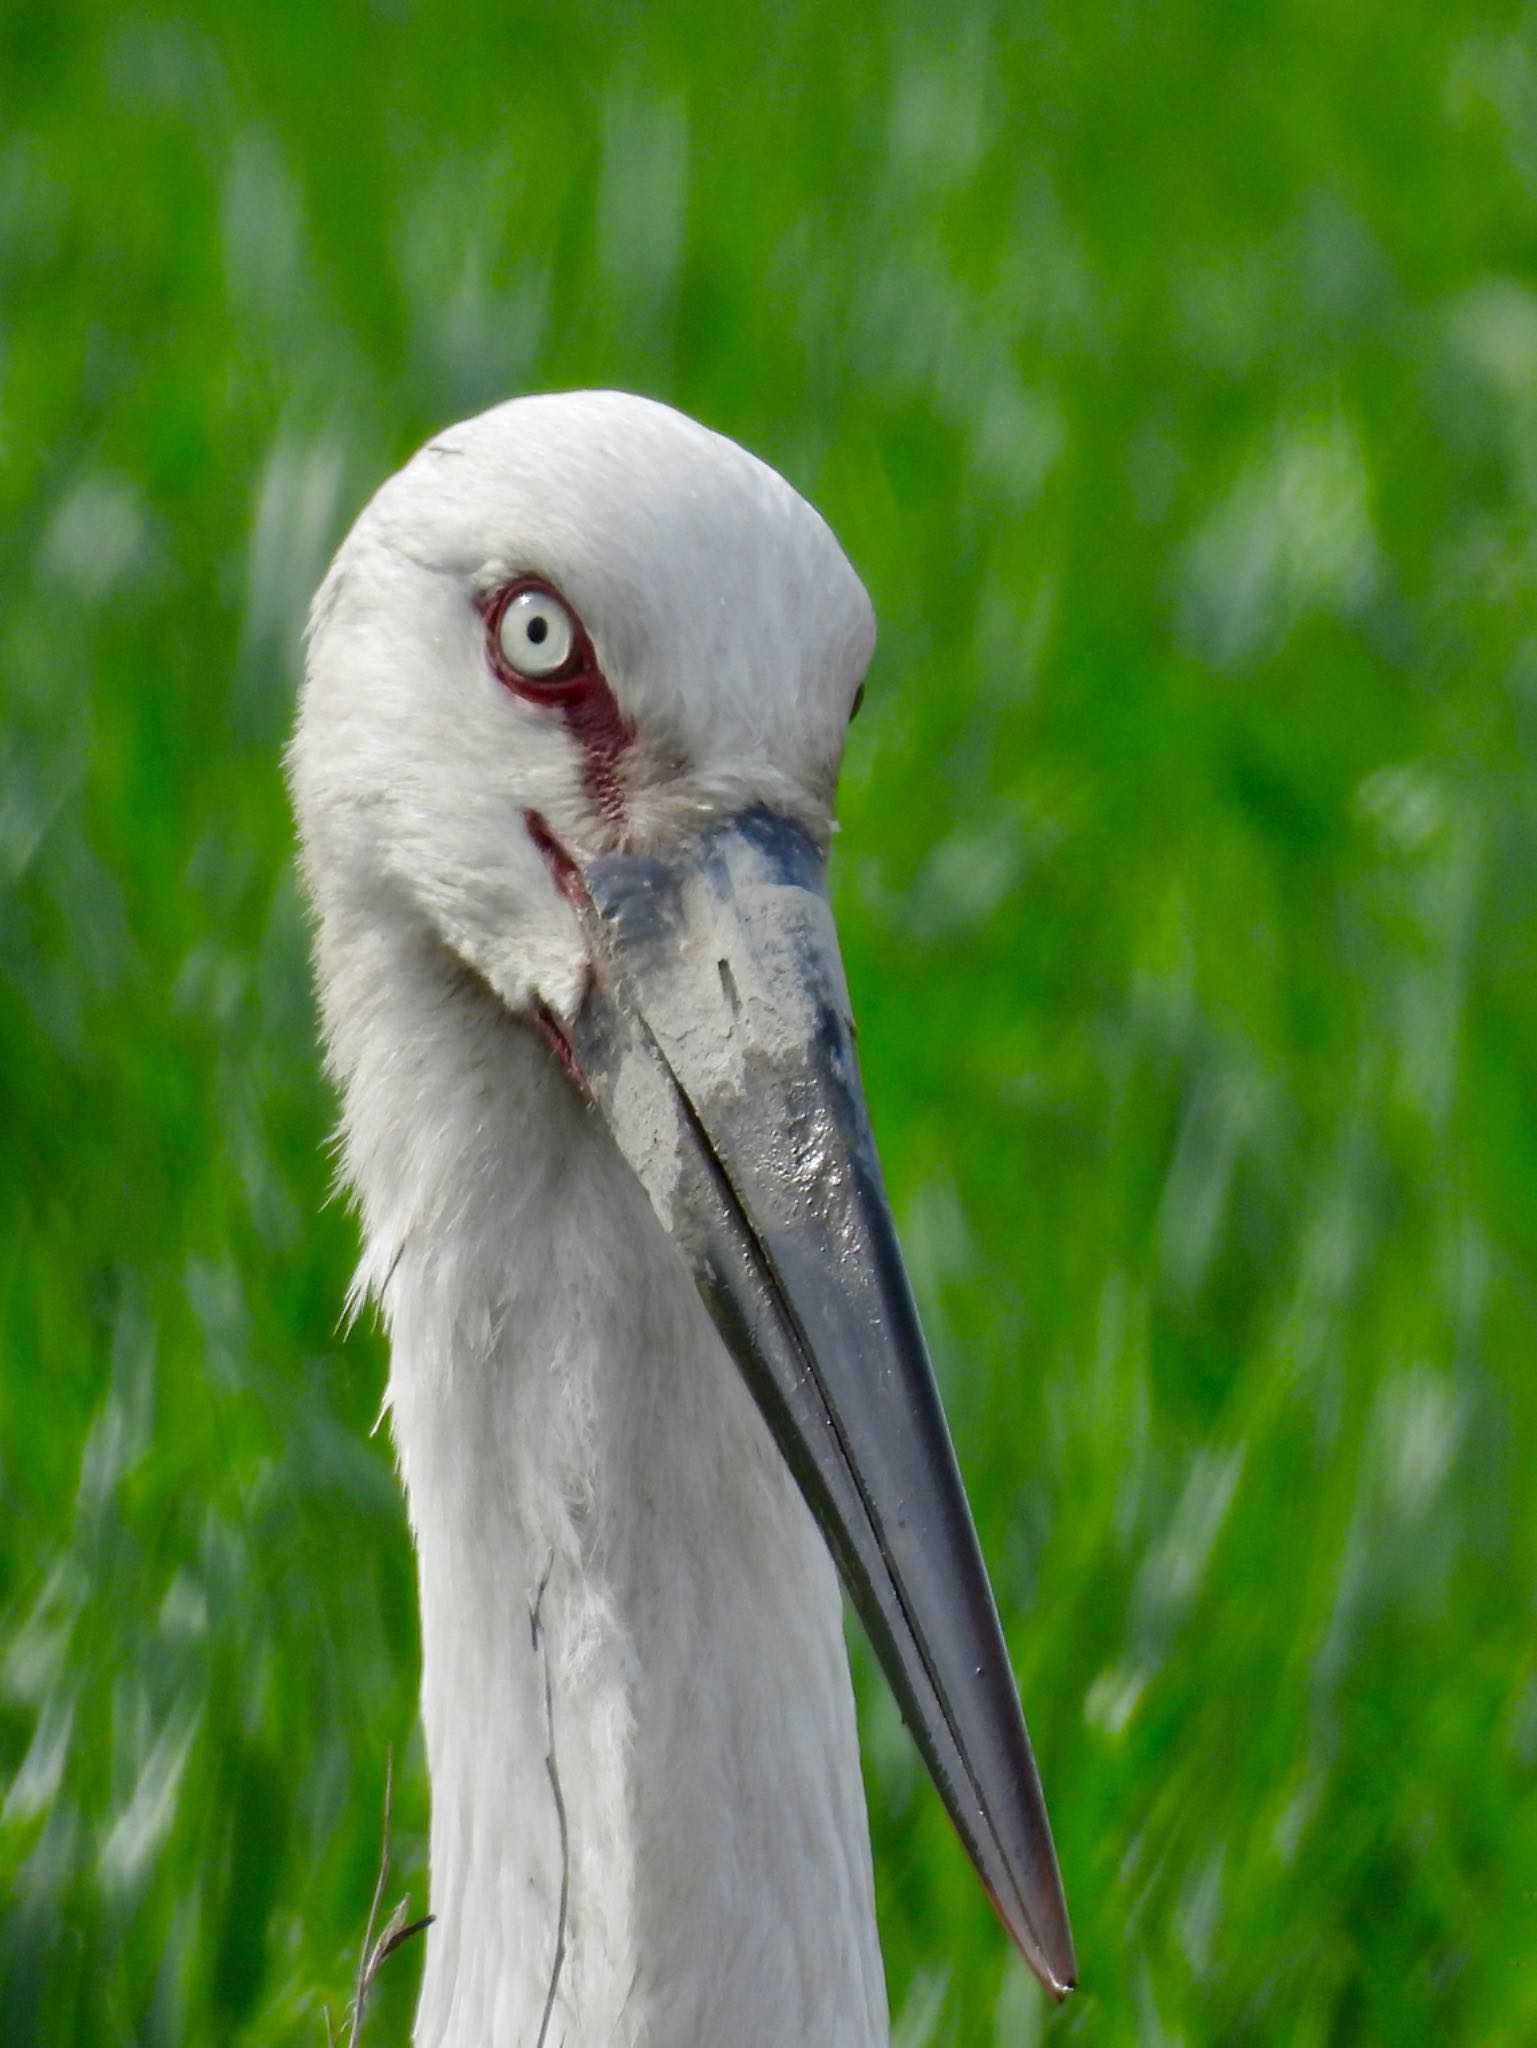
[5,1,1537,2041]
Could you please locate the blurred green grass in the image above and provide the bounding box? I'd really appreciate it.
[5,0,1537,2040]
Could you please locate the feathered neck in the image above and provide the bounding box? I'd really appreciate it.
[328,914,889,2047]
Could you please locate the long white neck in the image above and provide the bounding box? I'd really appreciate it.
[329,915,889,2048]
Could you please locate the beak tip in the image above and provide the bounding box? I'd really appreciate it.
[1043,1944,1077,2002]
[1029,1944,1077,2005]
[998,1879,1075,2004]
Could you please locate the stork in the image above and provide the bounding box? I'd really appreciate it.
[290,391,1074,2047]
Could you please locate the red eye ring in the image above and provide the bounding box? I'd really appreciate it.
[479,575,635,827]
[482,577,599,702]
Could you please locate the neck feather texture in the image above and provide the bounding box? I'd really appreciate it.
[331,916,889,2048]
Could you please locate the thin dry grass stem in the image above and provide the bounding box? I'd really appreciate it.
[333,1745,434,2048]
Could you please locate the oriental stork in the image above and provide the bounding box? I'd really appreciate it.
[290,391,1074,2047]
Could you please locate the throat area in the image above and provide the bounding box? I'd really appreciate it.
[363,985,889,2048]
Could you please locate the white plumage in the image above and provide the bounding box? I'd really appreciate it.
[291,391,1071,2048]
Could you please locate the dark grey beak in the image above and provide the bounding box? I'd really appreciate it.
[561,807,1075,2001]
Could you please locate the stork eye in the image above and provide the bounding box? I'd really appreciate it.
[498,588,577,680]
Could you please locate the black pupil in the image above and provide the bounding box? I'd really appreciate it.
[528,615,548,645]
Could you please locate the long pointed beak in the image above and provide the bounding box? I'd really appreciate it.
[559,807,1075,2000]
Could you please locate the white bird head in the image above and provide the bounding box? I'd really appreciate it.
[293,392,873,1025]
[291,390,1074,2002]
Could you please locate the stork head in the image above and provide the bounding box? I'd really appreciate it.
[290,391,1074,2001]
[293,392,872,1025]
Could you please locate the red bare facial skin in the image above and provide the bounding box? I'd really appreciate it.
[523,808,602,1092]
[531,995,592,1100]
[482,578,633,825]
[522,809,589,912]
